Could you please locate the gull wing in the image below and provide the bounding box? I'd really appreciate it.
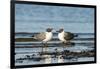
[64,32,74,40]
[33,32,46,40]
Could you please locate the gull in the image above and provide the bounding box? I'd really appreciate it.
[32,28,53,43]
[56,28,76,43]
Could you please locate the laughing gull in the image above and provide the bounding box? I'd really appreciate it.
[56,28,75,43]
[32,28,53,43]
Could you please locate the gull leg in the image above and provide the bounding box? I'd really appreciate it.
[64,40,71,45]
[41,41,44,44]
[42,41,45,45]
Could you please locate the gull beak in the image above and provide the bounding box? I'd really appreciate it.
[56,30,60,32]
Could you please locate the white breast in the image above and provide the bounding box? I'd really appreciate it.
[58,32,65,42]
[43,32,52,42]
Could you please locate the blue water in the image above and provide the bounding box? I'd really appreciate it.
[15,4,94,33]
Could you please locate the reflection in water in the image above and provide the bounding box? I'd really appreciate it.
[44,55,52,64]
[57,55,64,63]
[42,44,52,64]
[38,43,76,63]
[42,44,64,63]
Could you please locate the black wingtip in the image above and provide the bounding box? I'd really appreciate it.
[32,35,34,37]
[74,34,78,37]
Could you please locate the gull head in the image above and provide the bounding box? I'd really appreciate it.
[56,28,64,33]
[46,28,53,32]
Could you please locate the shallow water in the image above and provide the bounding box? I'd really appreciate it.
[15,33,95,66]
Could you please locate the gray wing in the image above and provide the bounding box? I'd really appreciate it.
[64,32,74,40]
[33,32,46,40]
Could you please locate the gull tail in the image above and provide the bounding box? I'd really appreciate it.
[33,37,37,39]
[74,34,78,37]
[32,35,37,39]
